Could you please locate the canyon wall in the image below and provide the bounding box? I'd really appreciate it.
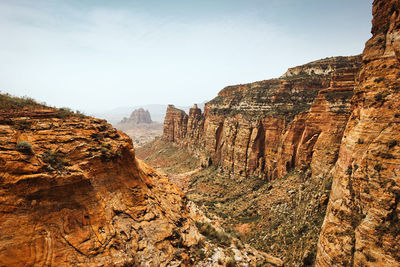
[163,56,361,180]
[316,0,400,265]
[0,108,201,266]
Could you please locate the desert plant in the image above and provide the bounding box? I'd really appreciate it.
[100,143,121,161]
[41,150,68,170]
[14,119,32,130]
[56,107,73,118]
[374,163,382,172]
[225,257,236,267]
[16,141,32,154]
[75,110,86,118]
[195,221,231,247]
[374,90,390,102]
[388,140,398,149]
[0,92,43,111]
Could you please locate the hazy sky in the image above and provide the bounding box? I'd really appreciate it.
[0,0,373,112]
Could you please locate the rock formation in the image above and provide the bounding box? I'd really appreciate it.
[316,0,400,265]
[0,107,201,266]
[163,105,189,142]
[120,108,152,124]
[163,56,361,180]
[117,108,163,148]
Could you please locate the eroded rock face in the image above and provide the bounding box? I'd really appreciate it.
[316,0,400,266]
[163,105,189,142]
[0,109,201,266]
[163,57,361,180]
[120,108,152,124]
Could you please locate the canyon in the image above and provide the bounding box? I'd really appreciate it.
[162,55,362,181]
[146,0,400,265]
[1,0,399,266]
[0,102,270,266]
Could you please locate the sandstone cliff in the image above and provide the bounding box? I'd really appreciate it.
[316,0,400,265]
[0,99,273,266]
[0,106,202,266]
[163,56,361,180]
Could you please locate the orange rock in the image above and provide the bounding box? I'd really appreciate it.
[316,0,400,266]
[0,109,202,266]
[162,56,361,181]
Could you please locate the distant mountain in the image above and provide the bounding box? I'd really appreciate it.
[90,102,206,125]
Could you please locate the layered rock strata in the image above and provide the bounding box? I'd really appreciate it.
[163,57,361,180]
[163,105,189,142]
[316,0,400,265]
[0,108,201,266]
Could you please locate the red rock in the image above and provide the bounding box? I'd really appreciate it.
[0,108,202,266]
[163,105,188,142]
[316,1,400,266]
[162,56,361,181]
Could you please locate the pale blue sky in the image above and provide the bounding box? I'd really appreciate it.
[0,0,373,112]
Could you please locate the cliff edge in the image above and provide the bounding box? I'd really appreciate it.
[316,0,400,265]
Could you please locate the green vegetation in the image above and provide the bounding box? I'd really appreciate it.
[100,143,121,161]
[13,119,32,130]
[225,257,236,267]
[136,138,199,174]
[16,141,33,154]
[195,221,231,247]
[374,77,385,83]
[388,140,398,149]
[208,81,322,123]
[325,90,354,103]
[374,90,390,102]
[374,163,383,172]
[138,139,332,266]
[0,92,44,111]
[188,167,330,266]
[56,107,74,118]
[41,150,68,170]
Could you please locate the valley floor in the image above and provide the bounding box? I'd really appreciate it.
[137,138,333,266]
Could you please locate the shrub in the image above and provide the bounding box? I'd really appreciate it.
[226,257,236,267]
[16,141,32,154]
[75,110,85,118]
[374,93,383,102]
[195,221,231,247]
[388,140,398,149]
[374,90,390,102]
[41,150,68,170]
[100,143,121,161]
[14,119,32,130]
[56,107,73,118]
[0,92,43,111]
[374,163,382,172]
[346,165,353,175]
[374,77,385,83]
[324,180,333,191]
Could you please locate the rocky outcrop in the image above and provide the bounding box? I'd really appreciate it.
[120,108,152,124]
[163,56,361,180]
[316,0,400,266]
[117,108,163,148]
[163,105,189,142]
[0,108,202,266]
